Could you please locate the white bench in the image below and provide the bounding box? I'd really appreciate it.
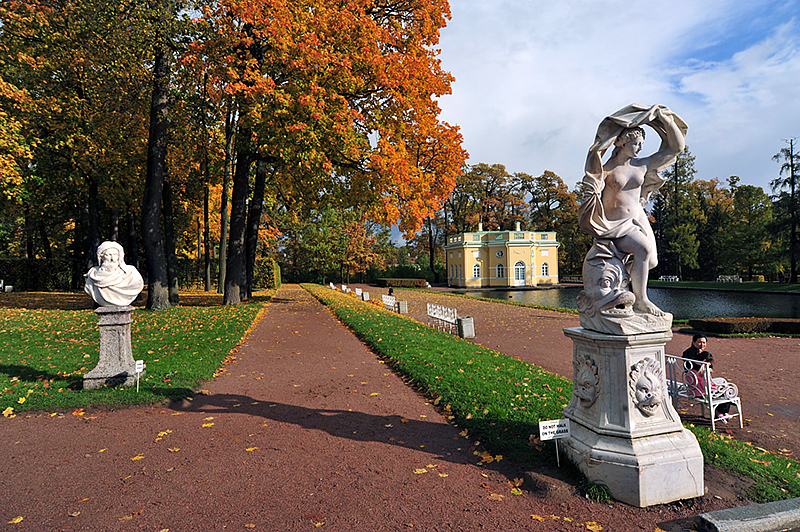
[716,275,742,283]
[659,275,680,282]
[665,354,743,431]
[426,303,458,333]
[381,294,407,314]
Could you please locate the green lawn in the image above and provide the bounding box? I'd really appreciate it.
[0,294,270,413]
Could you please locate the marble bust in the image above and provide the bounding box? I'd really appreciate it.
[84,241,144,307]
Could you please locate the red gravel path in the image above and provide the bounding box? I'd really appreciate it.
[1,284,793,531]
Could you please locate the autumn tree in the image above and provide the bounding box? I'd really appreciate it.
[721,184,773,279]
[693,178,734,280]
[0,0,152,275]
[192,0,465,304]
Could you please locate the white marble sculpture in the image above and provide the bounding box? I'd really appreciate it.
[577,103,687,335]
[84,241,144,307]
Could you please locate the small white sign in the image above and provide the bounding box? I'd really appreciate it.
[135,360,145,374]
[539,418,570,440]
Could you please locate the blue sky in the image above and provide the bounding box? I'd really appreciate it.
[435,0,800,194]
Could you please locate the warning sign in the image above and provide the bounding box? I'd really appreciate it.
[538,419,570,440]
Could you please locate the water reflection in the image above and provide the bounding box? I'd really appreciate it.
[461,286,800,320]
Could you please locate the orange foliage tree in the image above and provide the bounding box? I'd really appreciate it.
[189,0,467,303]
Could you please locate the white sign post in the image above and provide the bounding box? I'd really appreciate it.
[135,360,145,393]
[538,418,570,467]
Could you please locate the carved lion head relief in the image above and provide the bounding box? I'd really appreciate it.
[629,357,664,417]
[573,354,599,408]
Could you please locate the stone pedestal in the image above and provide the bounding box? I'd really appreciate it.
[84,306,142,390]
[561,327,704,507]
[457,316,475,338]
[397,301,408,315]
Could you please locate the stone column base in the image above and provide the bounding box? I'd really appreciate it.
[561,419,704,507]
[84,306,142,390]
[561,326,704,507]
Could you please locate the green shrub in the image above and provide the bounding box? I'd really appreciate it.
[687,317,800,335]
[254,258,281,289]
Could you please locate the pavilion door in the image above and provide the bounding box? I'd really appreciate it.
[514,261,525,286]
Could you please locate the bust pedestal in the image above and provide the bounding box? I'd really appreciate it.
[561,327,704,507]
[83,306,142,390]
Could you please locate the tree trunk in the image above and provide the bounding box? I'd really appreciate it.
[111,207,119,242]
[426,217,440,284]
[224,142,254,305]
[38,221,52,259]
[204,184,211,291]
[245,159,269,298]
[81,178,102,270]
[163,173,180,306]
[790,139,797,283]
[126,204,139,271]
[142,36,172,310]
[218,98,235,293]
[24,208,33,259]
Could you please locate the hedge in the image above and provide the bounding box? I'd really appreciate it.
[375,277,428,288]
[688,317,800,335]
[253,258,281,289]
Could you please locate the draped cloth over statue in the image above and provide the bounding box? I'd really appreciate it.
[578,103,688,240]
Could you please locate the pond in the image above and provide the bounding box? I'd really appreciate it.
[460,286,800,320]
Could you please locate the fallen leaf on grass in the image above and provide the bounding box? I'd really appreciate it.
[245,447,258,452]
[168,448,180,452]
[531,514,544,521]
[131,455,144,461]
[586,522,603,531]
[73,408,84,416]
[488,493,504,501]
[414,468,427,474]
[202,423,214,428]
[8,516,23,524]
[69,511,80,517]
[3,407,14,417]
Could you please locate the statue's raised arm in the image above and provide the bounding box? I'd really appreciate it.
[577,104,687,334]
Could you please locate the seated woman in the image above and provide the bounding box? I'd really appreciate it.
[683,334,733,423]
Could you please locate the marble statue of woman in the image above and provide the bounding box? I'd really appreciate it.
[84,241,144,307]
[578,104,687,318]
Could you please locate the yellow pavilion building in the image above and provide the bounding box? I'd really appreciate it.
[444,222,560,288]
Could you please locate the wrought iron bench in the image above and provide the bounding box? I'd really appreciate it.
[665,354,743,431]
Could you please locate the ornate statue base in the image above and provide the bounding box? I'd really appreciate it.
[561,327,703,507]
[579,310,673,336]
[84,306,143,390]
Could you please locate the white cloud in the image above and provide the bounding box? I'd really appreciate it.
[437,1,800,191]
